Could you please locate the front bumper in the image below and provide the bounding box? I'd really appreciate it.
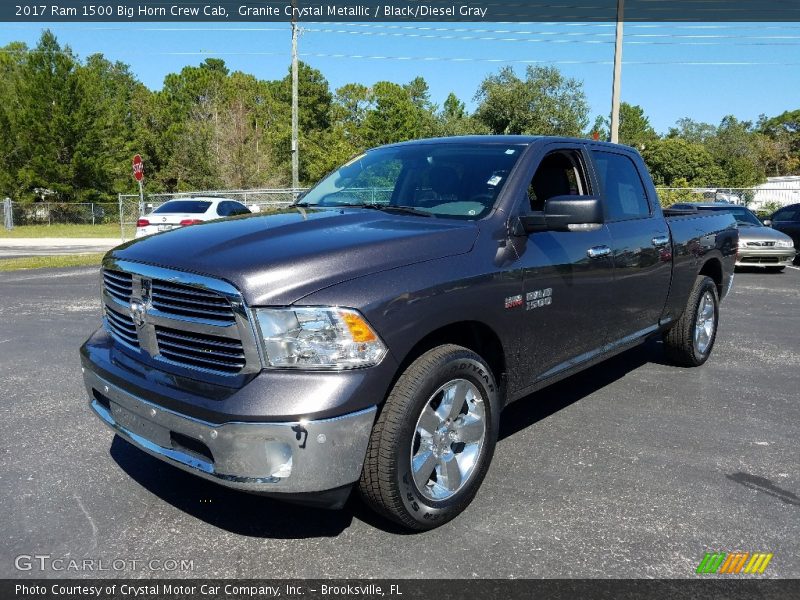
[736,247,796,267]
[83,361,377,495]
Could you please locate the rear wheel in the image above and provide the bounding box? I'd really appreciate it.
[359,344,499,530]
[664,275,720,367]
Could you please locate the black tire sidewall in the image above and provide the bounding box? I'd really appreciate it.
[394,351,499,529]
[690,278,720,365]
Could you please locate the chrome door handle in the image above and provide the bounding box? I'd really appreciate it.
[587,245,611,259]
[652,235,670,247]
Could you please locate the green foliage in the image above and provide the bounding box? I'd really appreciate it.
[474,65,589,136]
[759,110,800,175]
[664,116,767,187]
[642,138,724,187]
[592,103,658,148]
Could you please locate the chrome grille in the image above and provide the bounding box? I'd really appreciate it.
[151,280,236,323]
[105,306,139,348]
[103,269,133,304]
[155,325,246,373]
[100,259,260,378]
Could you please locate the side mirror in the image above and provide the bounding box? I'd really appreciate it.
[762,219,772,227]
[514,195,604,235]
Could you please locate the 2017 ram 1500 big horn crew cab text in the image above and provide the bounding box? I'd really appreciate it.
[81,136,737,530]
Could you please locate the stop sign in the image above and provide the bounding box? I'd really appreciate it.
[132,154,144,182]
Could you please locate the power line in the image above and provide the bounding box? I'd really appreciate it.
[300,26,800,45]
[1,46,798,66]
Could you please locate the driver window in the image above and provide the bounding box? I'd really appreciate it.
[528,151,589,212]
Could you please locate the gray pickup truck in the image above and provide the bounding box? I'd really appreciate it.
[81,136,737,530]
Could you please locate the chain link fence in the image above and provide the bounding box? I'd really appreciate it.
[1,200,121,231]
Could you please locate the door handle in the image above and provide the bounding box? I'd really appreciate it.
[652,235,670,247]
[587,245,611,259]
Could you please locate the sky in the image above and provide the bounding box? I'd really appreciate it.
[1,21,799,133]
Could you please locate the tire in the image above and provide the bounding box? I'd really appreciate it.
[359,344,500,531]
[765,266,785,273]
[663,275,720,367]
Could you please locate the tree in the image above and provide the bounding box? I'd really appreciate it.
[362,80,438,146]
[474,65,589,136]
[642,138,724,187]
[706,116,766,187]
[592,102,658,148]
[0,42,28,196]
[667,118,718,144]
[435,93,489,137]
[332,83,372,149]
[759,109,800,175]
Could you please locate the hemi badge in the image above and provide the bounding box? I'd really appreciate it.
[504,295,524,309]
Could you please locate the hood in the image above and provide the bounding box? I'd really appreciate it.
[737,224,793,243]
[110,208,479,305]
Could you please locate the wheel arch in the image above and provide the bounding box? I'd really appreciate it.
[393,320,507,400]
[699,257,723,297]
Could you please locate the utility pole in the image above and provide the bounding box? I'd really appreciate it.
[610,0,624,143]
[291,1,300,192]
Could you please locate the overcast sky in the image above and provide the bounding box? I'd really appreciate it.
[1,21,799,133]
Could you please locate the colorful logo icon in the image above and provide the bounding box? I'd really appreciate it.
[696,552,773,574]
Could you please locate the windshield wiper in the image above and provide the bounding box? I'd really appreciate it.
[357,203,435,218]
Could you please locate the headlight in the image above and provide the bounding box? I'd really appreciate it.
[255,307,387,369]
[775,240,794,248]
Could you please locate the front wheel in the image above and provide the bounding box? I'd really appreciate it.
[663,275,720,367]
[359,345,500,530]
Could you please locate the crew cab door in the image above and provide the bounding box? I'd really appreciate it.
[588,148,672,342]
[511,144,615,386]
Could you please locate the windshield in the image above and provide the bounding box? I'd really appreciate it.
[298,143,526,220]
[153,200,212,214]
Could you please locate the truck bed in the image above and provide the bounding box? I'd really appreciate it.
[661,211,738,325]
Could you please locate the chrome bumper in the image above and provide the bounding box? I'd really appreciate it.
[83,367,376,494]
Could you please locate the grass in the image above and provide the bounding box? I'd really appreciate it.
[0,223,121,238]
[0,253,105,271]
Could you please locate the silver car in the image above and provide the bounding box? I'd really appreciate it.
[672,203,796,272]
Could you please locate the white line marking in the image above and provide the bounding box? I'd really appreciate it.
[787,266,800,271]
[0,339,11,344]
[1,267,98,282]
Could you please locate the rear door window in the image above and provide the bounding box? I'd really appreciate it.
[591,151,652,221]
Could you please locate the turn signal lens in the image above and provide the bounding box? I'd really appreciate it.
[136,219,150,227]
[341,312,378,343]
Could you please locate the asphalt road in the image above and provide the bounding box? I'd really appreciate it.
[0,266,798,579]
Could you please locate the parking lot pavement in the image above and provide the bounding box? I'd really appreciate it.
[0,238,121,259]
[0,266,797,579]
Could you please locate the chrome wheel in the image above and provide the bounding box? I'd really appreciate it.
[410,379,486,501]
[694,291,716,355]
